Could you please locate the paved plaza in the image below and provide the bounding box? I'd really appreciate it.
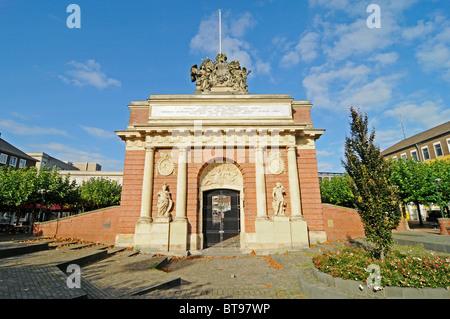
[0,229,449,300]
[0,234,315,299]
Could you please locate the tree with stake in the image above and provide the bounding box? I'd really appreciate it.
[342,107,401,261]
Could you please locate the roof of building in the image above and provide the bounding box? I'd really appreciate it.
[381,121,450,156]
[0,136,38,162]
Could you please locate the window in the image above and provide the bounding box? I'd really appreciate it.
[433,142,443,157]
[19,159,26,168]
[0,153,7,164]
[410,150,418,161]
[392,156,398,161]
[400,153,407,160]
[9,156,17,167]
[422,146,430,161]
[447,138,450,153]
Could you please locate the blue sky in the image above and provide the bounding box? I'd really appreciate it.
[0,0,449,172]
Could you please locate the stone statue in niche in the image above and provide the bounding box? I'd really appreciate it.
[157,183,173,218]
[272,182,287,216]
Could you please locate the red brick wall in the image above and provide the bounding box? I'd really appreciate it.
[322,203,365,241]
[438,218,450,235]
[292,106,312,124]
[33,206,121,244]
[297,148,325,232]
[129,108,148,125]
[119,149,145,234]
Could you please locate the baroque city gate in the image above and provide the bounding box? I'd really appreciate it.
[114,53,327,253]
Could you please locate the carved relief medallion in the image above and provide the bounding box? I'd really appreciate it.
[157,152,174,176]
[266,151,284,175]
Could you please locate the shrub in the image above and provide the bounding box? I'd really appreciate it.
[312,244,450,289]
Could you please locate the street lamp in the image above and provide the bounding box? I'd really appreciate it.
[434,178,444,219]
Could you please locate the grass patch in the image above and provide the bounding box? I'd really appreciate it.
[312,243,450,289]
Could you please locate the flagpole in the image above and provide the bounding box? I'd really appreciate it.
[219,9,222,54]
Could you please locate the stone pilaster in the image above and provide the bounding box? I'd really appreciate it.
[138,146,155,222]
[135,146,155,248]
[255,146,268,220]
[287,146,303,219]
[174,146,187,221]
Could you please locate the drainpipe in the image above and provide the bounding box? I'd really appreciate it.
[415,143,422,162]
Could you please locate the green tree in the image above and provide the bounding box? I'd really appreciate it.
[46,168,79,210]
[0,166,37,221]
[342,107,401,261]
[429,160,450,216]
[390,159,436,224]
[0,166,81,232]
[78,177,122,211]
[320,174,354,208]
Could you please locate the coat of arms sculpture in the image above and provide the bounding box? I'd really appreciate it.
[190,53,251,94]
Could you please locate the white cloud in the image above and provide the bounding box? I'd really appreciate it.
[306,0,420,63]
[316,149,333,156]
[374,129,402,150]
[229,12,256,37]
[322,18,397,62]
[81,125,116,139]
[0,119,68,136]
[368,52,399,65]
[402,19,434,41]
[416,41,450,71]
[383,100,450,129]
[409,16,450,82]
[190,11,269,76]
[317,162,335,172]
[280,32,320,67]
[302,62,400,112]
[59,60,121,89]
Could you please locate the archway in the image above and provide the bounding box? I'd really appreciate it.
[198,162,245,250]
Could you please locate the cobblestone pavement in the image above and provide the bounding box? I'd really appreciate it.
[0,234,325,299]
[4,230,446,300]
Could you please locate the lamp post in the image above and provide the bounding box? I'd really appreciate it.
[434,178,444,219]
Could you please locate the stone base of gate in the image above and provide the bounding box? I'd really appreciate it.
[133,218,188,254]
[249,217,309,250]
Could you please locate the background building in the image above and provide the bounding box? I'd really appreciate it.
[318,172,344,182]
[381,121,450,223]
[25,152,79,170]
[0,134,38,169]
[381,121,450,162]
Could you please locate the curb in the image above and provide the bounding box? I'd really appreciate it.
[393,236,450,254]
[0,241,51,259]
[298,266,450,299]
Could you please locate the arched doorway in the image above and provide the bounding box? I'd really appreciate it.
[203,189,240,248]
[198,162,245,250]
